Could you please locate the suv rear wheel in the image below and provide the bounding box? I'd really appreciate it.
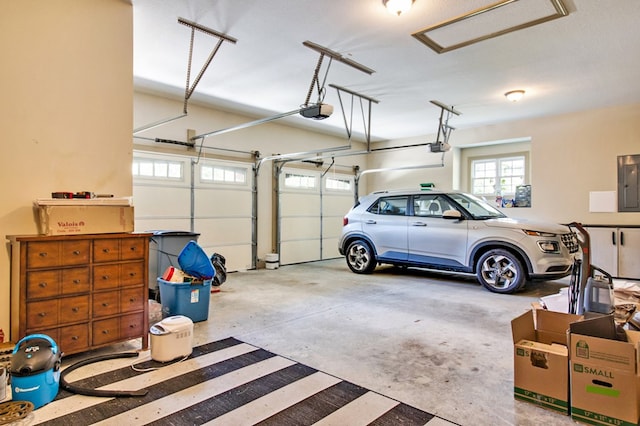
[476,249,526,293]
[345,240,377,274]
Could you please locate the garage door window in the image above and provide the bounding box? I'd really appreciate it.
[285,173,316,189]
[132,158,183,180]
[325,177,351,191]
[200,164,247,184]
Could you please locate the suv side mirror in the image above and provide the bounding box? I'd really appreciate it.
[442,209,463,220]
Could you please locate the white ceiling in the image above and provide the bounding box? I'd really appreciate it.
[132,0,640,143]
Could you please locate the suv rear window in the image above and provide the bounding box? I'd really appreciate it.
[368,196,408,216]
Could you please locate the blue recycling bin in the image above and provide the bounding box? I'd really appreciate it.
[158,278,212,322]
[157,240,215,322]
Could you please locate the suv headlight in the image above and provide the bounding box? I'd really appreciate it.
[537,241,560,253]
[523,230,556,237]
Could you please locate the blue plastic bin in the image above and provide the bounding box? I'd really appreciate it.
[158,278,211,322]
[178,240,215,280]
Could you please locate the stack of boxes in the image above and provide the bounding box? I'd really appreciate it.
[512,309,640,425]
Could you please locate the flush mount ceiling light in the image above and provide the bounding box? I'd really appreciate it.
[505,90,525,102]
[383,0,415,16]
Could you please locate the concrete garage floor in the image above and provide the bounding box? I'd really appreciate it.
[196,258,577,426]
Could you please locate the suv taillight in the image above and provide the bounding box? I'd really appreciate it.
[343,217,348,226]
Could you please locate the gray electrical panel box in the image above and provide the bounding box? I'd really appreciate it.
[618,154,640,212]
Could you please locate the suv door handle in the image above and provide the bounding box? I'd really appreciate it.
[365,220,377,224]
[411,222,427,226]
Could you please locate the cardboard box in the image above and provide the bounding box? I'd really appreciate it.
[511,309,582,414]
[36,205,134,235]
[570,318,640,426]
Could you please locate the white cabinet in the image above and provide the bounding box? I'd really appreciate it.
[586,227,640,279]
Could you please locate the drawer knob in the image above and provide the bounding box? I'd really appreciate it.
[71,336,79,341]
[38,312,47,317]
[73,250,80,255]
[72,307,79,312]
[129,272,137,277]
[39,252,48,257]
[102,303,109,307]
[102,248,110,253]
[102,330,110,334]
[39,282,47,288]
[73,279,80,284]
[129,297,136,302]
[102,275,110,280]
[129,324,137,329]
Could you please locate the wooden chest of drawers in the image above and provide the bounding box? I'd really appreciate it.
[8,233,151,355]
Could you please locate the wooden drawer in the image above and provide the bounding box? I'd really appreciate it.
[120,312,145,339]
[121,287,144,313]
[93,264,120,290]
[27,267,90,299]
[93,262,144,290]
[26,240,90,268]
[59,323,89,354]
[27,299,59,329]
[61,267,91,295]
[93,238,121,263]
[120,261,144,286]
[26,241,61,269]
[60,295,90,324]
[26,294,90,330]
[92,291,120,318]
[27,270,60,299]
[92,317,120,346]
[120,238,147,261]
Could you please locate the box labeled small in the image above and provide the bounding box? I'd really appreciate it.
[511,309,582,414]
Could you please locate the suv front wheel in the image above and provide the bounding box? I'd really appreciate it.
[476,248,526,293]
[345,240,377,274]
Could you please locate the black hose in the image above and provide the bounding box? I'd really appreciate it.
[60,352,148,397]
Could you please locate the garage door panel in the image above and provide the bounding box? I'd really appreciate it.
[323,194,354,216]
[322,237,341,259]
[281,217,321,240]
[194,218,252,246]
[280,193,320,214]
[322,217,344,239]
[194,187,252,216]
[197,243,251,272]
[281,240,320,264]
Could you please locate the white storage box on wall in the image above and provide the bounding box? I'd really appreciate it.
[150,315,194,362]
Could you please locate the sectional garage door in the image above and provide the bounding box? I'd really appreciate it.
[277,165,355,265]
[133,151,254,273]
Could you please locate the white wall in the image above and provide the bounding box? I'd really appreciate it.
[0,1,133,337]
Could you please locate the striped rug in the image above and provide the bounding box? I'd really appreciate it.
[24,337,457,425]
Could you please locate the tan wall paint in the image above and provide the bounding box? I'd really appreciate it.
[0,1,133,337]
[366,103,640,225]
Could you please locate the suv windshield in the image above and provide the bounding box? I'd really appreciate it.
[448,193,506,219]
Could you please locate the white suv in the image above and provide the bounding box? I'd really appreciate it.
[338,190,579,293]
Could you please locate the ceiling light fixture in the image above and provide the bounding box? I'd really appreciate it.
[505,90,525,102]
[383,0,415,16]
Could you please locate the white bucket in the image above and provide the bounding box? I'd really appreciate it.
[265,253,279,270]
